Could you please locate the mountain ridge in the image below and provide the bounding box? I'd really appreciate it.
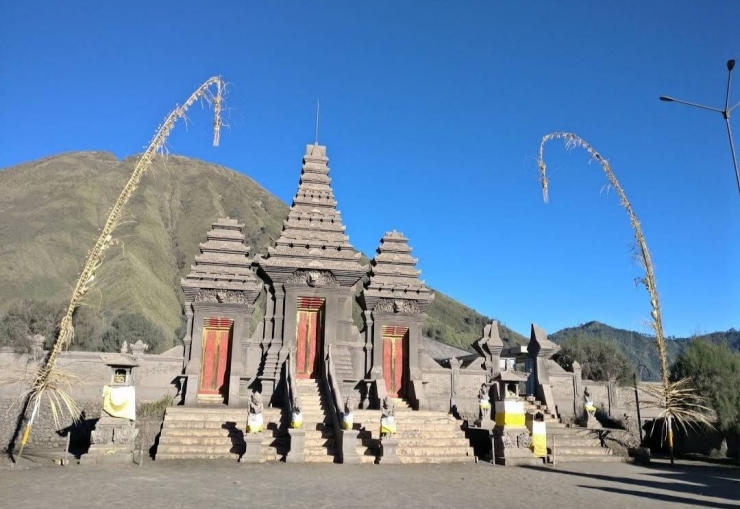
[0,150,527,353]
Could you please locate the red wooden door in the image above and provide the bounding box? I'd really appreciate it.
[382,326,409,398]
[296,297,324,379]
[199,318,232,396]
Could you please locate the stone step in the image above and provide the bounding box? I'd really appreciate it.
[362,421,462,433]
[304,455,335,463]
[162,420,286,429]
[395,446,474,457]
[164,413,276,422]
[156,453,239,461]
[549,454,627,464]
[158,436,288,446]
[160,428,284,437]
[546,437,602,447]
[360,430,464,440]
[546,427,603,436]
[156,445,283,455]
[379,438,471,448]
[398,455,476,464]
[550,446,613,456]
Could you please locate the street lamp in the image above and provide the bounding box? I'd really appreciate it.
[660,59,740,196]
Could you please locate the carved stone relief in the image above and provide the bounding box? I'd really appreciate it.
[286,270,339,287]
[375,298,420,314]
[195,289,249,304]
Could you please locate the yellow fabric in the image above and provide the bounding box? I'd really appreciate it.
[291,412,303,429]
[494,412,526,427]
[530,433,547,457]
[341,413,354,430]
[247,413,264,433]
[380,416,396,435]
[102,385,136,421]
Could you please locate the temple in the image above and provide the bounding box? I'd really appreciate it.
[154,143,626,464]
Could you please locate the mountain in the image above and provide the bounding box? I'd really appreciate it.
[549,321,740,381]
[0,151,526,353]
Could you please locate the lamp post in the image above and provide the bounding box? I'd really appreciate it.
[660,59,740,196]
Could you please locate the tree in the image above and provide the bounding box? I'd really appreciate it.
[671,338,740,439]
[0,300,64,353]
[101,312,170,353]
[554,335,634,385]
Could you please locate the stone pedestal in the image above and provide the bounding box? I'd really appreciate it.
[474,418,496,431]
[80,415,138,465]
[286,428,305,463]
[584,409,602,429]
[240,433,264,463]
[379,437,400,464]
[339,429,361,464]
[492,426,538,466]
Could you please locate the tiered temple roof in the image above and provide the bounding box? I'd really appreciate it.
[362,231,434,313]
[181,218,263,303]
[258,144,367,286]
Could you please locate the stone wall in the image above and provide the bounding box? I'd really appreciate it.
[550,374,576,418]
[0,347,180,453]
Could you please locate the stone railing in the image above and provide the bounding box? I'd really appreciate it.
[324,344,361,464]
[284,348,305,462]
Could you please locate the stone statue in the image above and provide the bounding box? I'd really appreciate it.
[120,341,128,354]
[584,386,593,406]
[380,396,396,437]
[582,386,601,429]
[381,396,395,418]
[342,394,355,430]
[291,395,303,429]
[247,391,264,433]
[249,391,264,415]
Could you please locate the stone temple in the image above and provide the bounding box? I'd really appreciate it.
[152,143,629,464]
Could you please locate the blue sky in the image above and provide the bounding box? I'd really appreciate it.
[1,1,738,338]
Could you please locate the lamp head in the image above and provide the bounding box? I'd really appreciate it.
[659,96,674,102]
[729,59,736,72]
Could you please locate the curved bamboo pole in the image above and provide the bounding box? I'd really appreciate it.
[537,132,712,462]
[14,76,225,464]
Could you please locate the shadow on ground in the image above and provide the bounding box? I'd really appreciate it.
[521,462,739,509]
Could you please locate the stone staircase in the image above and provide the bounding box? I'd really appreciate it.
[353,398,475,464]
[330,345,355,384]
[521,396,626,464]
[156,406,288,461]
[295,378,338,463]
[547,426,626,463]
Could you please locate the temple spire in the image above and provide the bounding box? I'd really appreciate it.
[258,144,367,286]
[361,231,435,313]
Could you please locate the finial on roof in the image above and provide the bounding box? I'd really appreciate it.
[314,99,320,145]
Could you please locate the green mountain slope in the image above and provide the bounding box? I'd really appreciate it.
[549,321,688,381]
[0,151,505,352]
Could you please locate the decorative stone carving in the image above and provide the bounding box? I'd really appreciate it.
[130,339,148,357]
[516,432,531,449]
[375,298,420,314]
[286,270,339,287]
[195,289,250,304]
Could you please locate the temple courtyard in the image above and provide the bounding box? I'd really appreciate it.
[1,459,737,509]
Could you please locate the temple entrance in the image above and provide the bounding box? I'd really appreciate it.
[295,297,325,379]
[199,317,233,398]
[382,325,409,398]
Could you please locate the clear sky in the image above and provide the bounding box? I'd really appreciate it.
[1,1,738,338]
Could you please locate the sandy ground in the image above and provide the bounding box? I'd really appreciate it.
[0,458,738,509]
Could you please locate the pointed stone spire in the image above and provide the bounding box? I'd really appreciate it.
[258,144,367,286]
[181,218,262,304]
[361,230,434,313]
